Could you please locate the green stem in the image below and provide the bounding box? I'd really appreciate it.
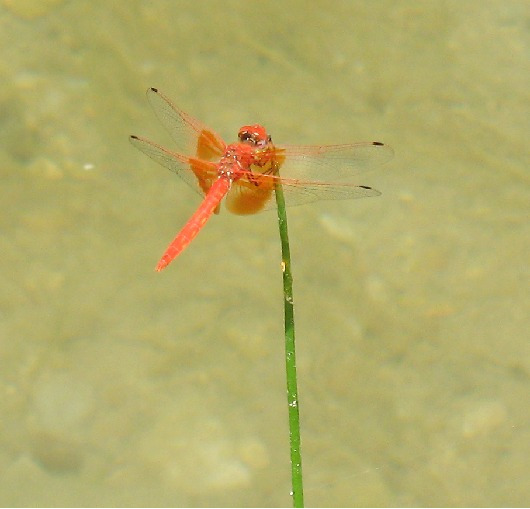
[274,179,304,508]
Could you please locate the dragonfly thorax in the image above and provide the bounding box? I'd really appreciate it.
[218,143,255,181]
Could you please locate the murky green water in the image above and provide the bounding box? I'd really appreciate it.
[1,0,528,506]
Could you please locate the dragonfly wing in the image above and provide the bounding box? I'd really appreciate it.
[224,140,389,214]
[226,173,381,214]
[146,87,226,160]
[261,178,381,210]
[275,141,393,182]
[130,135,219,197]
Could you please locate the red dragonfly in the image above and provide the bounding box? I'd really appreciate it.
[130,88,393,271]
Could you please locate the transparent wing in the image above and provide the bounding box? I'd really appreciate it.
[270,177,380,207]
[225,173,381,214]
[275,142,393,182]
[145,87,226,160]
[224,142,391,213]
[129,135,218,197]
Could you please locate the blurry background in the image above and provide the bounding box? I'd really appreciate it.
[1,0,528,506]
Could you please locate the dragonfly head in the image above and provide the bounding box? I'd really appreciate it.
[238,124,271,148]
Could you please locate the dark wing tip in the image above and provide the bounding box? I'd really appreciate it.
[363,185,382,196]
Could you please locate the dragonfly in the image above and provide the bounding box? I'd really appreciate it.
[130,87,393,271]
